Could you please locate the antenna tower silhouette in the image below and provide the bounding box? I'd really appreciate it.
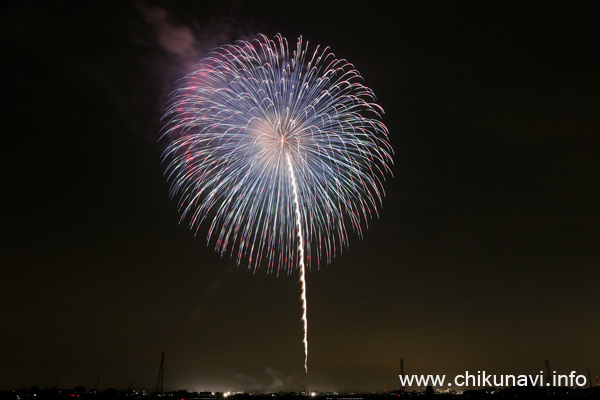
[155,351,164,395]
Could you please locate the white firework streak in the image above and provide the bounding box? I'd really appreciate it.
[286,152,308,374]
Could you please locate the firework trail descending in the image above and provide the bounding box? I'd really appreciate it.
[161,34,393,374]
[285,153,308,372]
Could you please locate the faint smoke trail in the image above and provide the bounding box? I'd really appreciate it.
[286,152,308,374]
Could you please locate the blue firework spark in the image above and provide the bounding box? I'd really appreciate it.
[162,33,393,273]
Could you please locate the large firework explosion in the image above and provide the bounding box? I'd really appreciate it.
[161,34,393,373]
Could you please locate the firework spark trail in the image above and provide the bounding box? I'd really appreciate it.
[161,34,393,373]
[286,152,308,374]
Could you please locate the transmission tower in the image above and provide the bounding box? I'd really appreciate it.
[401,358,405,378]
[156,351,164,395]
[400,358,406,390]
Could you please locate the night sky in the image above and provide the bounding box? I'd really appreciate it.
[3,0,599,393]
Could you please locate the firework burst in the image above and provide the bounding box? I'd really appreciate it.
[161,34,393,373]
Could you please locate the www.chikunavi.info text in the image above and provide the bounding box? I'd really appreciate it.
[399,370,589,388]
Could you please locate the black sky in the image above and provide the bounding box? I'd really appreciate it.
[2,0,599,393]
